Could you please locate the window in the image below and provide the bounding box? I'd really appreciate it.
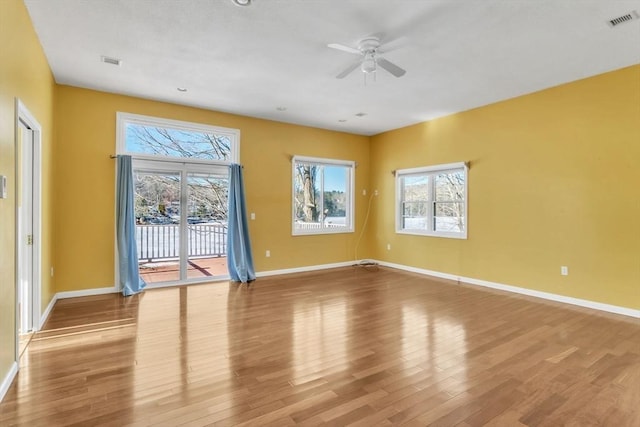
[292,156,354,235]
[396,162,467,239]
[117,112,239,163]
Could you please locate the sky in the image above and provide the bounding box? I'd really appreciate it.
[324,166,347,192]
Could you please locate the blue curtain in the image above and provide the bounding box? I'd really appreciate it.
[116,155,146,296]
[227,164,256,283]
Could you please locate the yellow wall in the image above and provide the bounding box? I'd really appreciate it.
[370,65,640,310]
[54,86,371,291]
[51,66,640,310]
[0,0,56,388]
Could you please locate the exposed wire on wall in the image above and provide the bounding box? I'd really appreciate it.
[353,190,378,270]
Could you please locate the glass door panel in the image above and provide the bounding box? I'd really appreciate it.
[186,171,229,279]
[134,170,181,284]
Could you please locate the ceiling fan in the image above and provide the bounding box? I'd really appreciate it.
[328,36,406,79]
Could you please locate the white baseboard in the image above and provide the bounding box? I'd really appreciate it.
[35,286,118,331]
[56,286,119,300]
[40,260,639,319]
[256,261,356,278]
[0,362,18,403]
[377,260,640,319]
[38,292,58,330]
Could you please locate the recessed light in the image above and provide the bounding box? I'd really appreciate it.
[276,106,287,111]
[355,112,367,117]
[177,87,187,92]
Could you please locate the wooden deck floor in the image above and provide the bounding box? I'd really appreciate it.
[1,266,639,426]
[139,256,228,284]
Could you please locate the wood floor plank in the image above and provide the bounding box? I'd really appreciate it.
[1,266,639,426]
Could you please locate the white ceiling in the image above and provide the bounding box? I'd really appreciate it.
[24,0,640,136]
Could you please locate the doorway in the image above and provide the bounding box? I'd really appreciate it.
[133,162,229,285]
[16,100,42,358]
[116,112,239,287]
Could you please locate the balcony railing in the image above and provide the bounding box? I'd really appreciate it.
[136,223,227,262]
[294,217,348,231]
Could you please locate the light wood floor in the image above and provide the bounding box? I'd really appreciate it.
[2,266,639,426]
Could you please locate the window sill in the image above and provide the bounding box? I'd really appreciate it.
[293,228,354,236]
[396,229,467,240]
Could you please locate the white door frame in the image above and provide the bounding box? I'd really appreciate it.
[15,99,42,360]
[131,159,229,287]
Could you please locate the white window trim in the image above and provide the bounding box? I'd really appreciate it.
[116,112,240,165]
[114,112,238,288]
[292,155,355,236]
[395,161,468,239]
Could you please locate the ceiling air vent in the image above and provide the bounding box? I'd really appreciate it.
[607,10,639,27]
[101,55,122,66]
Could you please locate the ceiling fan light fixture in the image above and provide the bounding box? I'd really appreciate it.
[361,54,376,74]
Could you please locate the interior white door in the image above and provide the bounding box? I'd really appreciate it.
[18,120,34,335]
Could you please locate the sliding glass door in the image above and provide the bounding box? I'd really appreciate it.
[186,171,229,280]
[134,163,229,285]
[135,169,182,283]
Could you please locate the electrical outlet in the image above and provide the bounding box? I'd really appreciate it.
[266,250,271,258]
[374,189,379,196]
[362,189,367,196]
[387,243,391,251]
[561,266,568,276]
[250,212,255,220]
[50,267,54,277]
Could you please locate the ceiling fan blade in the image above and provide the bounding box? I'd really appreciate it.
[328,43,361,55]
[378,35,408,55]
[336,61,361,79]
[377,58,406,78]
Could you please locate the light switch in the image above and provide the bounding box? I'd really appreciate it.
[250,212,255,220]
[0,176,6,199]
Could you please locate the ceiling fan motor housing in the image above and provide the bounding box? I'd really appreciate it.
[358,37,381,53]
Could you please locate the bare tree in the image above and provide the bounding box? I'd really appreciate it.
[187,176,228,220]
[131,126,231,223]
[134,173,180,222]
[294,164,318,222]
[435,172,465,231]
[130,126,231,160]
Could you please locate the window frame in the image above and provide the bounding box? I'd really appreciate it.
[395,162,468,239]
[116,112,239,165]
[292,155,355,236]
[115,112,239,286]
